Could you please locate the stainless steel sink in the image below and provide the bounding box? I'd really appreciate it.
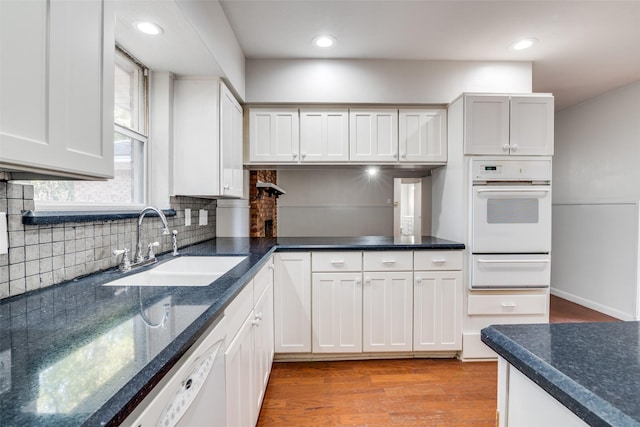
[103,256,247,287]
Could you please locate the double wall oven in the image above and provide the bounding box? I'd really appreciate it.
[470,158,552,289]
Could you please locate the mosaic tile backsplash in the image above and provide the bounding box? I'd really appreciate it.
[0,182,217,299]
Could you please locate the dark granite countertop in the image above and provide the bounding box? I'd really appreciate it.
[0,236,463,426]
[481,322,640,427]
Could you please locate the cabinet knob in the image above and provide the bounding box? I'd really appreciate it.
[356,278,362,285]
[416,276,422,283]
[364,277,371,285]
[268,263,274,270]
[393,152,398,158]
[502,144,510,152]
[511,144,519,152]
[401,152,406,158]
[224,184,230,190]
[301,153,307,158]
[292,153,298,158]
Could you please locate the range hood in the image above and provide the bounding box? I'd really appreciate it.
[256,180,286,197]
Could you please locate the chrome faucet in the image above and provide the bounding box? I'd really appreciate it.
[134,206,171,264]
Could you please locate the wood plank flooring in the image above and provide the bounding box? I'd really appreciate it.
[257,297,619,426]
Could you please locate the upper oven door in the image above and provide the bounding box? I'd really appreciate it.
[472,185,551,253]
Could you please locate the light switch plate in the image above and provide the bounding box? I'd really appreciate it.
[199,209,208,226]
[0,212,8,255]
[185,209,191,226]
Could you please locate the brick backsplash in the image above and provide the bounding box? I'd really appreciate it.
[249,170,278,237]
[0,182,216,300]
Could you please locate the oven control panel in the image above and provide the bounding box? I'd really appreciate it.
[472,158,551,182]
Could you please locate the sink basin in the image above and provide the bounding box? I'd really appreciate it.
[104,256,247,287]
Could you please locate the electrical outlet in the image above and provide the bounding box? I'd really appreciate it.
[199,209,208,226]
[0,349,12,393]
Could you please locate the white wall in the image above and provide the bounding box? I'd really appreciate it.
[552,80,640,320]
[277,169,431,237]
[246,59,532,104]
[176,0,246,99]
[553,81,640,203]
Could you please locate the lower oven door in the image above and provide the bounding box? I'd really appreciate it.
[472,185,551,253]
[471,254,551,289]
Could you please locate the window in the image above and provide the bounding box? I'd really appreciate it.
[28,47,148,208]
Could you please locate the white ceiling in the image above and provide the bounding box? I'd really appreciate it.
[116,0,640,111]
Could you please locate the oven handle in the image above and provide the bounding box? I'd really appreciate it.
[476,188,550,193]
[476,259,550,264]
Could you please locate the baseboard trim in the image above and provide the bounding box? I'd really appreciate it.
[274,351,459,362]
[550,288,636,321]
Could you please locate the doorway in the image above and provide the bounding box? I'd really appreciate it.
[393,178,422,237]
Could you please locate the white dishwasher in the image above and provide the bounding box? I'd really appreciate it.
[124,317,227,427]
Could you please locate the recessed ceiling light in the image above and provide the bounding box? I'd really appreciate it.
[135,21,163,36]
[510,38,538,51]
[313,35,336,48]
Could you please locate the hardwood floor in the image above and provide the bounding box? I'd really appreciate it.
[549,295,620,323]
[257,358,497,426]
[257,297,619,426]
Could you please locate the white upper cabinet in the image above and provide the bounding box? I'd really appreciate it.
[510,96,555,155]
[173,79,243,198]
[299,109,349,162]
[248,108,300,163]
[349,109,399,162]
[0,0,115,179]
[463,94,554,155]
[399,109,447,163]
[220,83,244,197]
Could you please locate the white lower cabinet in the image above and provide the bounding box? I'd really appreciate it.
[225,307,255,427]
[274,252,312,352]
[363,271,414,352]
[274,250,464,357]
[414,272,463,351]
[498,357,587,427]
[312,273,363,353]
[225,260,274,427]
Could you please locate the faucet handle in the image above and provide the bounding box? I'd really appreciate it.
[113,248,131,272]
[147,241,160,260]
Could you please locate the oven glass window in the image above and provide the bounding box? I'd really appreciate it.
[487,198,539,224]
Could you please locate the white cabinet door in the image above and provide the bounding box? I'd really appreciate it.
[249,109,300,163]
[274,252,311,352]
[399,109,447,163]
[413,271,463,351]
[252,282,273,423]
[299,109,349,162]
[220,82,244,197]
[0,0,114,179]
[349,109,399,162]
[173,79,221,196]
[463,95,510,155]
[362,271,413,352]
[312,273,363,353]
[225,311,254,427]
[174,79,244,197]
[510,96,554,155]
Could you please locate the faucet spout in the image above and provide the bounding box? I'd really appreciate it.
[135,207,170,264]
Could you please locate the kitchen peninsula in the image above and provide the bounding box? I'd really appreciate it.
[482,322,640,426]
[0,236,462,427]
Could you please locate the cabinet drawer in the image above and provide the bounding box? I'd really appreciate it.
[363,251,413,271]
[468,294,547,316]
[414,251,462,271]
[253,259,274,305]
[225,281,254,340]
[312,251,362,272]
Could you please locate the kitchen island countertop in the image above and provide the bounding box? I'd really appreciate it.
[0,236,462,426]
[482,322,640,427]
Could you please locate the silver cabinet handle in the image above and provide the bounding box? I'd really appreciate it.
[432,259,447,264]
[501,302,517,308]
[330,260,345,265]
[382,260,396,264]
[476,188,550,193]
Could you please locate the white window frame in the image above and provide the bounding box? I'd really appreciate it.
[30,47,149,211]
